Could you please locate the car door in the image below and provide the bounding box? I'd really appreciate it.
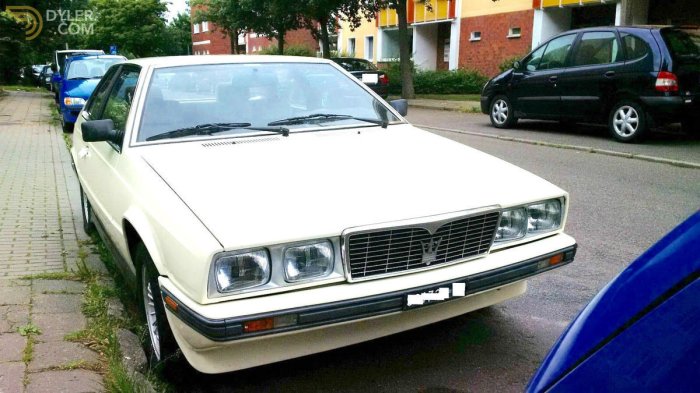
[559,30,626,120]
[75,65,142,255]
[510,33,577,119]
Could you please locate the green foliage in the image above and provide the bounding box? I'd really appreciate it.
[18,323,42,337]
[84,0,168,58]
[164,13,193,56]
[0,12,30,84]
[499,52,528,72]
[383,61,487,95]
[259,44,316,57]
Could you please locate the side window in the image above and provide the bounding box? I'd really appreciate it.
[100,68,140,139]
[85,66,118,118]
[525,45,547,71]
[572,32,622,66]
[539,34,577,70]
[622,34,650,61]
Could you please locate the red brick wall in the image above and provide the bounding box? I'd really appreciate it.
[192,24,233,55]
[247,29,319,54]
[459,9,534,77]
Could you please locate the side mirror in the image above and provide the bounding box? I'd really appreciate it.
[513,60,521,70]
[50,63,57,73]
[390,99,408,116]
[81,119,122,144]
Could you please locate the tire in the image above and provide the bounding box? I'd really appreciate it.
[489,95,517,129]
[137,244,178,368]
[608,100,647,143]
[62,120,74,133]
[79,186,95,235]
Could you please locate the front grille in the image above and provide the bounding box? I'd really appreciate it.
[345,211,501,280]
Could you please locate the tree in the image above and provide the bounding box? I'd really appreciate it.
[86,0,168,57]
[376,0,415,99]
[164,12,192,55]
[299,0,377,58]
[241,0,303,54]
[191,0,254,54]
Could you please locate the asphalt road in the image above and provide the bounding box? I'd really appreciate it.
[166,110,700,392]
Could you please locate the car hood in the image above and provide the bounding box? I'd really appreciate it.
[63,78,100,99]
[140,125,566,250]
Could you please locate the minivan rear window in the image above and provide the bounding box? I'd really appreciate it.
[662,29,700,59]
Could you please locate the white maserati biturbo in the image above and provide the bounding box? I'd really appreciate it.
[71,55,577,373]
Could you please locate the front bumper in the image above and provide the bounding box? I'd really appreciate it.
[161,233,576,373]
[481,96,490,114]
[62,105,83,124]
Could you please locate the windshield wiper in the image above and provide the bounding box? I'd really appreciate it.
[146,123,290,141]
[268,113,388,129]
[146,122,252,141]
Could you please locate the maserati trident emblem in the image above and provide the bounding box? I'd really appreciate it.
[421,237,443,266]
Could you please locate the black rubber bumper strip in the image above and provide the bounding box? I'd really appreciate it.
[161,245,577,342]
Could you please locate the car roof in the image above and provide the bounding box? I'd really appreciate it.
[66,54,126,62]
[559,25,675,35]
[56,49,103,54]
[123,55,333,69]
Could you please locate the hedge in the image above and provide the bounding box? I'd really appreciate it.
[382,61,488,95]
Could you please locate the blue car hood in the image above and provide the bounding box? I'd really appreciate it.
[63,78,100,100]
[527,210,700,392]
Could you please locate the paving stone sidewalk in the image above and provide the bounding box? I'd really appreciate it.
[0,91,106,392]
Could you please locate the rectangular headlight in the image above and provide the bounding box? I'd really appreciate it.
[528,199,562,234]
[63,97,86,106]
[283,240,334,282]
[214,249,271,293]
[495,208,527,242]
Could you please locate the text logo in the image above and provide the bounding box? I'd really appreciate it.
[5,6,43,40]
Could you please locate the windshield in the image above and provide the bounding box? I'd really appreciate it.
[66,58,123,80]
[333,58,377,71]
[662,29,700,59]
[138,62,401,142]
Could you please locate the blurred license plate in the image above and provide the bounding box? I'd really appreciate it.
[362,74,378,84]
[405,282,466,309]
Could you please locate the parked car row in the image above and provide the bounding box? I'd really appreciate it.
[482,26,700,142]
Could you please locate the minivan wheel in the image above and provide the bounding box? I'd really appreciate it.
[490,95,517,128]
[79,186,95,234]
[137,244,178,368]
[608,101,647,142]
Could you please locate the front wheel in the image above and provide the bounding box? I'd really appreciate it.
[608,100,647,143]
[489,95,517,129]
[79,186,95,234]
[137,245,178,368]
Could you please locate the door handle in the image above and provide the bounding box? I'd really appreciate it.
[549,76,558,83]
[604,71,616,78]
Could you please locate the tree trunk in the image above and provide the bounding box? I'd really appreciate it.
[230,30,237,54]
[277,30,285,54]
[395,0,415,99]
[319,18,331,58]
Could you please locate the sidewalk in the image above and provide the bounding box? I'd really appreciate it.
[387,96,482,113]
[0,91,105,392]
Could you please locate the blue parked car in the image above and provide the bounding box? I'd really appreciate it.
[528,210,700,392]
[59,54,125,132]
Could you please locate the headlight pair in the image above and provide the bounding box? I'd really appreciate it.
[495,199,563,243]
[214,240,334,293]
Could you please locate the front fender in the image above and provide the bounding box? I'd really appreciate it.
[123,208,169,277]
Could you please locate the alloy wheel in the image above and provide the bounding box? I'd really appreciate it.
[492,99,509,125]
[142,266,161,361]
[612,106,639,137]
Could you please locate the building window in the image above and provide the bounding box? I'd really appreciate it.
[470,31,481,42]
[202,21,209,32]
[365,36,374,61]
[193,23,200,34]
[508,27,521,38]
[348,38,356,56]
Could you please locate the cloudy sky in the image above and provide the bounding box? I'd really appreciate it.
[164,0,189,21]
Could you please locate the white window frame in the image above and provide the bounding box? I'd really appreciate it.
[508,27,521,38]
[202,20,209,32]
[348,37,356,57]
[364,36,374,61]
[470,31,481,42]
[193,23,200,34]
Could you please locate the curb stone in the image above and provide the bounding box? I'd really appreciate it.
[417,124,700,170]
